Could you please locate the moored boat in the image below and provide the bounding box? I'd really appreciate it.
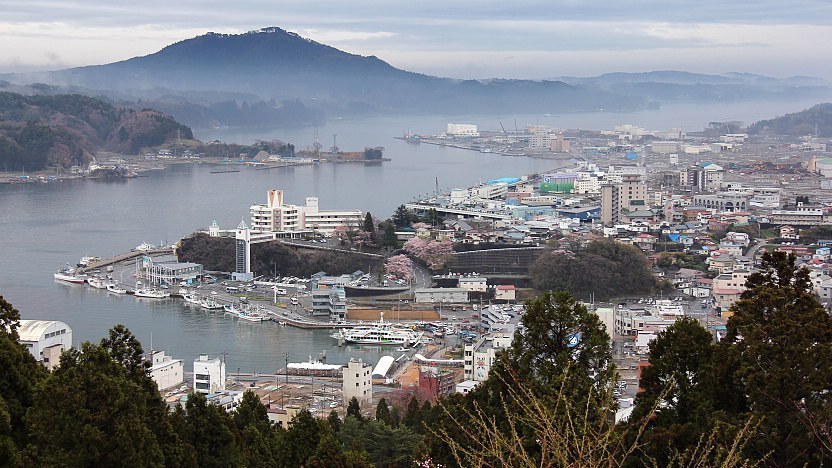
[54,265,87,284]
[87,277,108,289]
[134,288,170,299]
[335,313,423,346]
[200,298,224,310]
[106,283,128,294]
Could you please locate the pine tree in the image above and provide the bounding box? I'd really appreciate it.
[630,316,716,463]
[375,398,392,425]
[722,251,832,465]
[347,396,363,421]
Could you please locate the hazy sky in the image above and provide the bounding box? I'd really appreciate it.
[2,0,831,80]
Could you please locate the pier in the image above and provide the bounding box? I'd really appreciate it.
[78,248,174,273]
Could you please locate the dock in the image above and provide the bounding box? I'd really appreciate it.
[78,248,174,273]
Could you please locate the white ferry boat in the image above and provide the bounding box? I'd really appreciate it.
[54,265,87,284]
[336,314,423,346]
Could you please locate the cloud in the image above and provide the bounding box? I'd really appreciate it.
[293,29,396,42]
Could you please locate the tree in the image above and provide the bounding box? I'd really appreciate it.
[380,220,398,248]
[376,398,392,426]
[721,251,832,465]
[392,205,412,228]
[384,254,414,282]
[181,392,241,467]
[362,212,375,233]
[429,291,616,464]
[403,237,454,269]
[27,343,166,466]
[284,409,321,465]
[347,396,363,422]
[0,296,46,452]
[327,409,342,434]
[630,317,717,463]
[530,239,656,300]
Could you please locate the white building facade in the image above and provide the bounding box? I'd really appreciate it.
[194,354,226,394]
[17,319,72,371]
[343,358,373,406]
[149,350,184,391]
[250,189,362,236]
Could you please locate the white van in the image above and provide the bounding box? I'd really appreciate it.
[290,297,299,305]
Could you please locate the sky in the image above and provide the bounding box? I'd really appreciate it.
[2,0,832,80]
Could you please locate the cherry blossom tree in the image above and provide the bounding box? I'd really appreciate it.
[404,238,454,269]
[384,255,414,282]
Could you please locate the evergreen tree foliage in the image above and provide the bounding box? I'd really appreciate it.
[0,296,46,452]
[362,212,375,233]
[380,220,398,248]
[26,343,166,466]
[347,396,363,421]
[181,392,241,467]
[530,239,656,300]
[392,204,413,228]
[722,251,832,465]
[375,397,392,425]
[630,316,716,463]
[327,409,342,434]
[429,291,615,464]
[284,409,321,466]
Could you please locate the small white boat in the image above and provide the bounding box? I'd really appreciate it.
[54,265,87,284]
[183,293,201,305]
[87,277,108,289]
[134,288,170,299]
[77,256,100,267]
[278,321,287,326]
[200,298,224,310]
[106,283,128,294]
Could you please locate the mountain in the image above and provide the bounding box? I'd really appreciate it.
[0,92,193,171]
[550,71,832,103]
[1,27,643,118]
[749,103,832,137]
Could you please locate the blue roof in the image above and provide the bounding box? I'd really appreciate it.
[488,177,521,185]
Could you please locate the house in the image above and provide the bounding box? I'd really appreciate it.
[494,284,516,301]
[780,225,799,240]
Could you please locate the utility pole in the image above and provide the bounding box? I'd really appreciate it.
[284,352,289,384]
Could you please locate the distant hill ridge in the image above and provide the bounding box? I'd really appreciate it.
[0,92,193,171]
[749,103,832,137]
[1,26,830,123]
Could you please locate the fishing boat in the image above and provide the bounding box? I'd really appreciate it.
[182,293,202,305]
[54,265,87,284]
[77,256,100,267]
[134,288,170,299]
[87,277,108,289]
[106,283,128,294]
[223,303,267,322]
[200,298,224,310]
[334,313,423,346]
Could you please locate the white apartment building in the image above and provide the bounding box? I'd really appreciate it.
[148,350,184,391]
[17,320,72,371]
[250,189,363,236]
[464,332,513,382]
[573,173,601,194]
[458,276,487,292]
[446,123,479,137]
[471,182,509,200]
[769,203,830,226]
[194,354,226,394]
[343,358,373,406]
